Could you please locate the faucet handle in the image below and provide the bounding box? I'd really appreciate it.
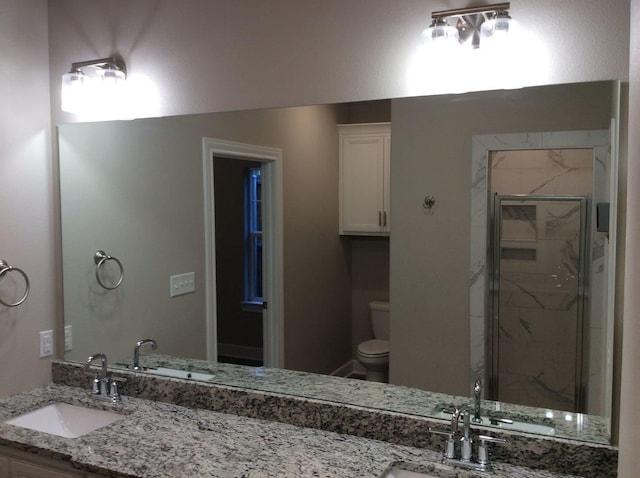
[90,373,100,394]
[428,428,456,459]
[108,379,123,403]
[449,406,462,434]
[477,434,507,467]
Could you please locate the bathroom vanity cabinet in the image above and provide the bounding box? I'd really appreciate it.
[338,123,391,235]
[0,446,100,478]
[0,380,615,477]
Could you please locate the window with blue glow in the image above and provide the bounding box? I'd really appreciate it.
[245,167,262,303]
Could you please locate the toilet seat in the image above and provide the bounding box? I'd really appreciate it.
[357,339,389,358]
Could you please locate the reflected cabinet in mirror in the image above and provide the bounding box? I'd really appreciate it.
[58,80,619,445]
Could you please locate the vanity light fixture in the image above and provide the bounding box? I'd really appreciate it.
[61,56,127,113]
[424,2,514,49]
[422,17,459,48]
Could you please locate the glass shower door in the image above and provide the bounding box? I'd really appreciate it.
[490,195,588,412]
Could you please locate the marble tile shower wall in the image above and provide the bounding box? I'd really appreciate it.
[490,149,593,411]
[469,130,611,418]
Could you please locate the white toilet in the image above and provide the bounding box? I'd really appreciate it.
[356,301,390,382]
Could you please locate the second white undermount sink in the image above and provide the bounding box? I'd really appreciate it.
[5,403,123,438]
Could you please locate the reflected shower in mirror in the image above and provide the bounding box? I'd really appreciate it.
[58,80,618,444]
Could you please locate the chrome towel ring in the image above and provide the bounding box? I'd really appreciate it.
[0,259,30,307]
[94,250,124,290]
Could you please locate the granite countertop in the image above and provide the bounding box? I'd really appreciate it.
[121,354,610,445]
[0,384,587,478]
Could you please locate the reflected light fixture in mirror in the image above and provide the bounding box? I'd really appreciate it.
[480,9,514,44]
[422,17,459,49]
[61,56,127,117]
[426,2,514,50]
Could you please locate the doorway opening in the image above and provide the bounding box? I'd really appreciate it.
[213,157,264,366]
[202,138,284,369]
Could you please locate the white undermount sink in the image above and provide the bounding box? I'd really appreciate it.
[5,403,123,438]
[148,367,215,381]
[383,467,440,478]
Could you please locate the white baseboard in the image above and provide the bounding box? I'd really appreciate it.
[330,359,366,378]
[218,343,263,361]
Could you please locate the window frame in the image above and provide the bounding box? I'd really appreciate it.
[244,166,263,305]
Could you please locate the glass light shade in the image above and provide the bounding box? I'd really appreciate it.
[423,20,459,48]
[98,67,125,86]
[480,12,514,44]
[61,70,87,113]
[94,67,127,115]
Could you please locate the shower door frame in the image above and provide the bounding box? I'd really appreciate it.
[489,194,590,412]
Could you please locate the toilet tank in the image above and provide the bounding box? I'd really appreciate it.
[370,301,390,340]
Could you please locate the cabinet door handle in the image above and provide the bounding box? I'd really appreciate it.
[383,211,388,228]
[378,211,382,227]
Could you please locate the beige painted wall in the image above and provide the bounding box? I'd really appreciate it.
[618,0,640,475]
[3,0,639,475]
[46,0,630,124]
[58,120,209,363]
[0,0,54,396]
[390,82,613,396]
[58,104,352,374]
[349,238,390,356]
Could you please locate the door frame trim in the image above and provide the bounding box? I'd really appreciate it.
[202,138,284,368]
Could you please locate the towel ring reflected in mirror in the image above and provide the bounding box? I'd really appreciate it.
[94,250,124,290]
[0,259,30,307]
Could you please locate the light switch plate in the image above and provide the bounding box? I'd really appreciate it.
[40,330,53,358]
[170,272,195,297]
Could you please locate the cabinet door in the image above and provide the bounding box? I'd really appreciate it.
[0,455,9,477]
[10,458,84,478]
[340,134,387,234]
[10,459,84,478]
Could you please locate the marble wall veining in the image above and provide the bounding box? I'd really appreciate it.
[495,196,584,410]
[469,130,613,421]
[490,149,593,412]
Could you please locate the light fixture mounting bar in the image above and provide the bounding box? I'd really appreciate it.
[69,56,126,74]
[431,2,510,19]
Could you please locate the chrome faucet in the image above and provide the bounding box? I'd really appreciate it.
[473,378,482,423]
[133,338,157,370]
[430,404,506,472]
[85,353,121,403]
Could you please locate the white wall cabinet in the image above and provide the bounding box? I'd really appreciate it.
[338,123,391,235]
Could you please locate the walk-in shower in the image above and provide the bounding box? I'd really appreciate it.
[488,195,589,412]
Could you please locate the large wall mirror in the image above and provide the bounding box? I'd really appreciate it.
[58,80,619,445]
